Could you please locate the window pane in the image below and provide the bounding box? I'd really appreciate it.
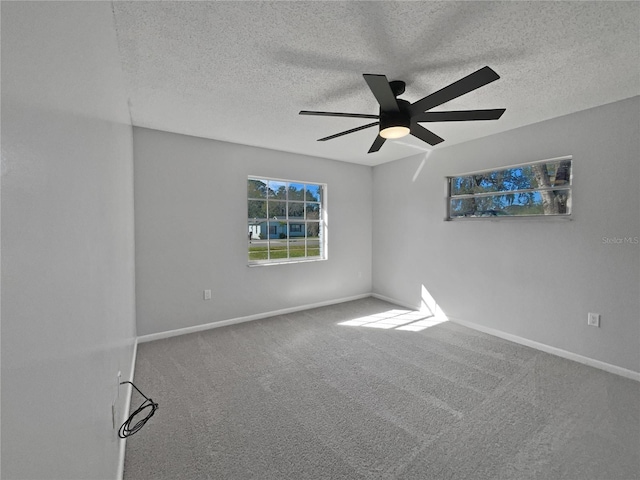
[450,160,572,196]
[449,190,571,217]
[288,202,304,219]
[248,221,266,260]
[305,184,322,202]
[289,222,304,236]
[268,221,288,239]
[268,180,287,199]
[248,240,268,260]
[546,160,571,186]
[248,200,267,220]
[288,239,306,258]
[306,236,321,258]
[451,171,533,196]
[288,183,305,201]
[268,201,286,218]
[247,220,266,242]
[306,203,320,220]
[269,240,288,259]
[247,179,268,199]
[306,221,320,238]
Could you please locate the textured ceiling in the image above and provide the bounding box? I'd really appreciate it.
[112,1,639,166]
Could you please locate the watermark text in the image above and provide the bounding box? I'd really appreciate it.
[602,236,639,245]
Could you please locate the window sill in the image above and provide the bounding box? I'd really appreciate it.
[247,258,327,267]
[445,215,573,222]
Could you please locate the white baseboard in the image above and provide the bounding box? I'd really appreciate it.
[116,292,637,480]
[116,337,138,480]
[450,317,640,382]
[136,291,639,378]
[370,292,639,382]
[371,292,421,311]
[137,293,371,344]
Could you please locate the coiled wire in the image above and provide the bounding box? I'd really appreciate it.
[118,381,158,438]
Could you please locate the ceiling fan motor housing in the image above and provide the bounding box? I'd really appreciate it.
[389,80,406,97]
[379,98,411,132]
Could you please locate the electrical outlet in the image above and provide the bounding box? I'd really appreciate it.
[588,312,600,327]
[204,289,212,300]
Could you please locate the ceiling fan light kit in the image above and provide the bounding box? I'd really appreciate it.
[300,66,506,153]
[379,126,410,139]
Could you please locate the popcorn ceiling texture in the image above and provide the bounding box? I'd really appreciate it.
[111,1,639,166]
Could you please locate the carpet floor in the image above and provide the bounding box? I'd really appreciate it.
[124,297,639,480]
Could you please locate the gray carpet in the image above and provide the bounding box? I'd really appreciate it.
[124,298,639,480]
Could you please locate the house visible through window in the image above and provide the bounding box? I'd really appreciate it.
[248,177,326,264]
[446,156,572,219]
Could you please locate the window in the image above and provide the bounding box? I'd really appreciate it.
[248,177,326,264]
[446,156,572,219]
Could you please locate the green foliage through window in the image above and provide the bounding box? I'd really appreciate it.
[248,177,326,264]
[447,157,572,219]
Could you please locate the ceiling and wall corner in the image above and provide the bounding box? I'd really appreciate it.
[110,1,639,166]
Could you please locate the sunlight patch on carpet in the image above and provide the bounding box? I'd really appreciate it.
[339,285,449,332]
[338,309,447,332]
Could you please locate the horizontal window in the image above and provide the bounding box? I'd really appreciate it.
[446,156,572,219]
[248,177,326,265]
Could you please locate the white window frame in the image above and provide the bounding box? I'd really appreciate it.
[446,155,573,221]
[247,176,327,266]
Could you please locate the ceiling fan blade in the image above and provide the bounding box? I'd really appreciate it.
[410,124,445,146]
[410,66,500,114]
[413,109,506,122]
[300,110,379,119]
[363,74,400,112]
[368,135,386,153]
[318,122,379,142]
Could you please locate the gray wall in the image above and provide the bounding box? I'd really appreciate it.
[1,3,136,479]
[133,128,372,336]
[2,3,636,479]
[373,97,640,373]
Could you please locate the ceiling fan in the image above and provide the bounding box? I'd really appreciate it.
[300,66,505,153]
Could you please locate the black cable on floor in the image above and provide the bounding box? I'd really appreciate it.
[118,381,158,439]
